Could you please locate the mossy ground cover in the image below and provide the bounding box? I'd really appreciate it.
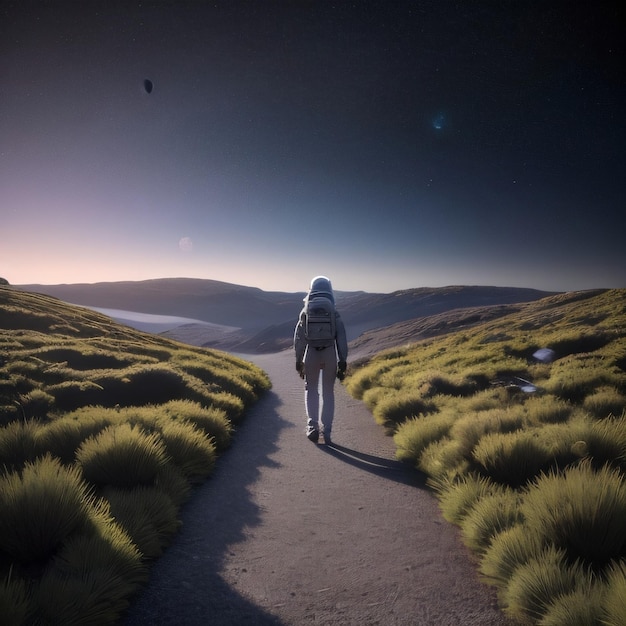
[345,289,626,625]
[0,287,270,624]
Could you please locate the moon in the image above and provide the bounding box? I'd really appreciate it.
[179,237,193,252]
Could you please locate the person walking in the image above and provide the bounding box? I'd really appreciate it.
[293,276,348,445]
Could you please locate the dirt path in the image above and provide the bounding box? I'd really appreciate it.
[123,351,516,625]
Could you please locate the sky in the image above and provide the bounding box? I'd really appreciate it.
[1,1,624,294]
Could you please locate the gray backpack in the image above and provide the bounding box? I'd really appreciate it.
[304,296,337,348]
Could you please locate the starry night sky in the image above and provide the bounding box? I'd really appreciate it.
[2,1,624,293]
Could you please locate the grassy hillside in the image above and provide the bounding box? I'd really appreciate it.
[0,286,270,624]
[345,289,626,624]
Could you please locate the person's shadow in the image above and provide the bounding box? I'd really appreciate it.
[317,442,427,488]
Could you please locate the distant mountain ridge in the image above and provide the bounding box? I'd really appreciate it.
[16,278,559,355]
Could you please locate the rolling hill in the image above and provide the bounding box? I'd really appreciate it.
[15,279,557,355]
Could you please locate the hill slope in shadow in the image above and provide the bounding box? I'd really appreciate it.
[16,279,558,355]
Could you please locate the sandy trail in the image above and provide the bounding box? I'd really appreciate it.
[123,351,516,625]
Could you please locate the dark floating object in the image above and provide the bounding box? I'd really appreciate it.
[143,79,153,94]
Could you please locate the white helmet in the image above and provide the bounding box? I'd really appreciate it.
[307,275,334,303]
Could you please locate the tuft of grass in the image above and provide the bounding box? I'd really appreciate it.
[157,420,216,483]
[586,415,626,472]
[0,569,32,625]
[471,431,552,488]
[373,391,436,431]
[154,464,191,507]
[25,491,147,624]
[418,438,466,483]
[604,559,626,626]
[436,474,504,524]
[524,395,572,425]
[202,391,245,424]
[502,546,591,624]
[37,418,90,465]
[393,411,456,465]
[33,565,139,625]
[545,354,618,403]
[161,399,232,451]
[19,388,55,418]
[0,454,95,563]
[105,486,181,558]
[538,584,605,626]
[0,419,42,472]
[450,407,526,461]
[460,489,522,554]
[583,386,626,418]
[479,524,546,588]
[77,424,169,489]
[51,498,146,584]
[522,461,626,567]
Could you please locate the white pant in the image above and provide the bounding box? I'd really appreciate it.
[304,345,337,434]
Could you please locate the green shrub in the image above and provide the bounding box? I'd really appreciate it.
[33,568,123,624]
[463,388,507,413]
[172,350,269,402]
[38,418,88,465]
[472,431,552,488]
[154,464,191,507]
[161,399,232,450]
[19,388,55,418]
[503,546,590,624]
[105,486,180,558]
[373,391,436,431]
[479,524,546,588]
[583,386,626,418]
[604,560,626,626]
[51,499,145,584]
[125,366,190,405]
[546,354,615,403]
[361,386,390,411]
[393,412,455,464]
[345,359,399,399]
[437,474,503,524]
[157,420,216,483]
[522,461,626,567]
[0,570,31,625]
[77,424,169,489]
[205,369,258,407]
[460,489,522,554]
[450,408,526,460]
[586,415,626,471]
[0,454,94,563]
[422,373,490,398]
[539,585,605,626]
[65,406,129,432]
[29,498,146,623]
[549,331,612,358]
[0,419,42,472]
[524,395,572,425]
[418,438,466,483]
[203,391,244,423]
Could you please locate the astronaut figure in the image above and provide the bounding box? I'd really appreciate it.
[293,276,348,445]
